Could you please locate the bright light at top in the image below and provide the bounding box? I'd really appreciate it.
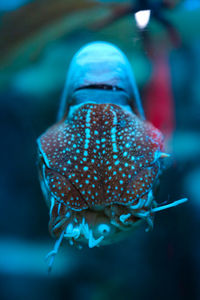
[135,10,151,29]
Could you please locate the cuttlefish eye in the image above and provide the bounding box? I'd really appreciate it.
[37,41,187,271]
[98,224,110,235]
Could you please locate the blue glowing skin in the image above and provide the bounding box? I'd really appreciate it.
[58,41,145,120]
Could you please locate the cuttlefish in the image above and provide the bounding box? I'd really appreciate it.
[37,42,187,271]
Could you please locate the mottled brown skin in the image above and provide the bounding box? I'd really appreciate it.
[38,103,164,244]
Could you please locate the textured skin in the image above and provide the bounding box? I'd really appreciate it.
[38,103,163,211]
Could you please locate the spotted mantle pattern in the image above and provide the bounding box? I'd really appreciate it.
[38,103,163,213]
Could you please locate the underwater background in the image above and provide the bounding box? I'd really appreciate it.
[0,0,200,299]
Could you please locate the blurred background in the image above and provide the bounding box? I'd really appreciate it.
[0,0,200,299]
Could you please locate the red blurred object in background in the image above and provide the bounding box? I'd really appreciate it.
[144,53,175,139]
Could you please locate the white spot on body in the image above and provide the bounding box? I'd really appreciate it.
[84,109,91,149]
[110,108,118,153]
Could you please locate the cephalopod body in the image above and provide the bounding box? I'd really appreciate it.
[37,42,187,270]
